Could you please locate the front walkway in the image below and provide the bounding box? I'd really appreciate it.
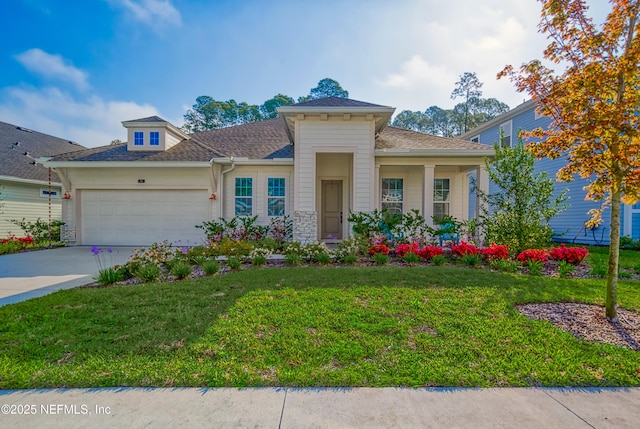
[1,387,639,428]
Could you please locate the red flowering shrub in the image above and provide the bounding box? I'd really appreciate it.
[451,241,480,256]
[369,243,390,255]
[517,248,549,263]
[417,245,444,260]
[550,244,589,265]
[394,242,420,257]
[481,243,509,260]
[1,234,34,246]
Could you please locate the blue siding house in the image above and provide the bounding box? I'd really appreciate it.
[461,100,640,245]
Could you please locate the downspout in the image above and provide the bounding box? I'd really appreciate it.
[219,157,235,219]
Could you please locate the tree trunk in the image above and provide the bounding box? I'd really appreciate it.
[606,190,621,322]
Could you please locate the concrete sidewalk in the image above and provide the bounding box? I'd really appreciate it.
[1,387,639,428]
[0,246,136,306]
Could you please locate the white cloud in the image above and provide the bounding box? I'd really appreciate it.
[107,0,182,28]
[15,49,89,91]
[0,86,159,147]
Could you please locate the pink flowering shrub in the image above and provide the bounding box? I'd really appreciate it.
[417,245,444,260]
[550,244,589,265]
[451,241,480,256]
[481,243,509,260]
[395,242,420,257]
[517,248,550,263]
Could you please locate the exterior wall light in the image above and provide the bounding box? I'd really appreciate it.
[209,193,217,200]
[63,192,72,199]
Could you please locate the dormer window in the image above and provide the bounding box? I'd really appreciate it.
[134,131,144,146]
[150,131,160,146]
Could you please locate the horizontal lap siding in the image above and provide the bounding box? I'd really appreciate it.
[0,181,62,238]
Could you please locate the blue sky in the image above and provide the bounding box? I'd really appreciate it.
[0,0,607,148]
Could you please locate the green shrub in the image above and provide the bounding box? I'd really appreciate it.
[618,269,633,279]
[315,252,333,265]
[136,264,161,283]
[403,252,421,265]
[95,267,123,286]
[461,253,481,267]
[170,261,193,279]
[201,259,220,276]
[558,260,575,278]
[190,255,208,267]
[284,252,303,266]
[431,255,446,266]
[342,254,358,265]
[527,260,543,276]
[589,258,607,277]
[226,256,242,271]
[252,254,267,267]
[372,252,389,265]
[489,258,518,273]
[216,239,254,258]
[8,218,65,245]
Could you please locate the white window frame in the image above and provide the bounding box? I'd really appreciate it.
[470,135,480,143]
[267,177,286,217]
[433,178,451,219]
[499,120,512,147]
[381,178,404,215]
[234,177,253,216]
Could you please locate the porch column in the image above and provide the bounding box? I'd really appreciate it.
[476,165,489,219]
[374,165,380,211]
[423,165,435,226]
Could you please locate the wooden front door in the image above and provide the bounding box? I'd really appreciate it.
[321,180,343,239]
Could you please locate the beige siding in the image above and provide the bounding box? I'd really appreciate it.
[0,180,62,238]
[223,165,294,224]
[296,119,374,212]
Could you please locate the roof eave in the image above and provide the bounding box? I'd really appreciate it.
[375,149,495,157]
[0,175,62,186]
[42,161,213,168]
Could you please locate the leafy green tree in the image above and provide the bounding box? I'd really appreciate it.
[475,139,568,255]
[451,72,483,133]
[182,97,262,132]
[297,78,349,103]
[260,94,294,119]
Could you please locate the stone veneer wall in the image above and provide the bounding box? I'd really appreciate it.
[293,210,317,243]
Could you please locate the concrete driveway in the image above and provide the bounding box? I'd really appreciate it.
[0,246,137,306]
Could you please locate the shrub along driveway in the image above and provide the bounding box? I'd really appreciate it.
[0,246,136,305]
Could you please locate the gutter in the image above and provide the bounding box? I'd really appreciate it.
[374,149,495,157]
[218,157,236,217]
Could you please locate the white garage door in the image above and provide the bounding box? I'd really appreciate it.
[81,190,210,246]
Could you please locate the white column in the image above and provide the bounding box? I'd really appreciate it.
[374,165,380,211]
[623,203,632,237]
[424,165,435,226]
[476,165,489,219]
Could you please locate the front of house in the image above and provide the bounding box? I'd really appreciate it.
[44,97,493,246]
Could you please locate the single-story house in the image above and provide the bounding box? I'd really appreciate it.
[43,97,494,246]
[0,121,85,238]
[461,99,639,245]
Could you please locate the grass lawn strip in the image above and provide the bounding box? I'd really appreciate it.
[0,266,638,388]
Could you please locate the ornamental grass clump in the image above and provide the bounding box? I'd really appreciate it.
[200,259,220,276]
[403,252,421,265]
[372,252,389,265]
[170,261,192,280]
[226,256,242,271]
[136,263,161,283]
[249,248,271,267]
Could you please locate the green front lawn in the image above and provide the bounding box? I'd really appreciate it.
[1,265,638,388]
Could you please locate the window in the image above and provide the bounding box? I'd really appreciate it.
[470,135,480,143]
[433,178,450,219]
[499,121,512,147]
[381,178,403,215]
[235,177,253,216]
[134,131,144,146]
[267,178,285,216]
[150,131,160,146]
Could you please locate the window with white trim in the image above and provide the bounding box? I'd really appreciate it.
[150,131,160,146]
[470,135,480,143]
[381,178,403,215]
[499,121,512,147]
[433,178,450,219]
[235,177,253,216]
[134,131,144,146]
[267,178,285,216]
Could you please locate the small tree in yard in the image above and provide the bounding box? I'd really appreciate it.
[476,140,568,255]
[499,0,640,321]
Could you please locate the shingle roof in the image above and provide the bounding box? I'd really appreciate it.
[377,126,494,151]
[192,119,292,159]
[125,116,169,123]
[292,97,390,108]
[50,139,224,162]
[0,121,86,182]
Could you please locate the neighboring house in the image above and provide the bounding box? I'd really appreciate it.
[43,97,494,246]
[0,121,85,238]
[461,99,639,245]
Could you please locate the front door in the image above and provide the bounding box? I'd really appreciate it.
[321,180,343,239]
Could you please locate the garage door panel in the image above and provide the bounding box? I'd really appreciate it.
[81,190,210,246]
